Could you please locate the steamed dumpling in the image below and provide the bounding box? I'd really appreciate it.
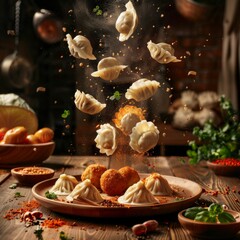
[181,90,199,110]
[66,179,103,203]
[74,90,106,115]
[125,78,160,102]
[194,108,221,127]
[145,173,173,196]
[115,1,138,42]
[91,57,127,81]
[94,123,118,156]
[147,41,181,64]
[66,34,96,60]
[118,180,158,205]
[129,120,159,153]
[198,91,219,109]
[49,174,78,195]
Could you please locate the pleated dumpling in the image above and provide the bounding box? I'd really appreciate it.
[145,173,173,196]
[91,57,127,81]
[94,123,118,156]
[74,90,106,115]
[49,174,78,195]
[129,120,159,153]
[125,78,160,102]
[66,34,96,60]
[115,1,138,42]
[147,41,181,64]
[118,180,158,205]
[66,179,103,203]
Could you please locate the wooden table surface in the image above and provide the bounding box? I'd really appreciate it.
[0,155,240,240]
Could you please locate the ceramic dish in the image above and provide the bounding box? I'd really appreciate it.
[207,161,240,176]
[178,209,240,239]
[11,166,55,185]
[32,174,202,218]
[0,142,55,168]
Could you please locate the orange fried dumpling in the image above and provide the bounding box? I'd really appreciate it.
[112,105,145,135]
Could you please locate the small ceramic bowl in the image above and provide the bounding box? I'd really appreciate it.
[207,161,240,176]
[11,166,55,185]
[178,209,240,239]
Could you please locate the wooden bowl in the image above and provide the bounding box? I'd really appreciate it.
[178,209,240,239]
[0,142,55,168]
[11,166,55,185]
[207,161,240,176]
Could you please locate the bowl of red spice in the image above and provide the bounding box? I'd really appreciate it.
[207,158,240,176]
[11,166,55,185]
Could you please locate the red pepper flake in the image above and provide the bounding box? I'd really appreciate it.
[212,158,240,166]
[41,218,66,228]
[4,200,40,220]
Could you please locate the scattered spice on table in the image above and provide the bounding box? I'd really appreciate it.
[4,199,40,220]
[41,218,66,228]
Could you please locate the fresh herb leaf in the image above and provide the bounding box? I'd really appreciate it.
[194,210,217,223]
[184,206,207,219]
[14,192,24,198]
[9,183,17,189]
[110,91,122,101]
[34,226,43,240]
[218,212,236,223]
[60,231,72,240]
[45,191,58,199]
[61,110,70,119]
[93,5,103,15]
[208,203,223,215]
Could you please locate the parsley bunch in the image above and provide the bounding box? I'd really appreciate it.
[187,96,240,164]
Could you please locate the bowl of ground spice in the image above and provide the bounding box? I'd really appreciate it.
[11,166,55,185]
[207,159,240,176]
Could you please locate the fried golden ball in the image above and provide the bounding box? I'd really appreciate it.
[100,169,127,196]
[118,166,140,188]
[3,126,27,144]
[81,164,107,189]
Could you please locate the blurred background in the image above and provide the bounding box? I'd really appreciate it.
[0,0,238,156]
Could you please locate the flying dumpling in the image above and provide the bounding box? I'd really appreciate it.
[129,120,159,153]
[49,174,78,195]
[94,123,118,156]
[66,34,96,60]
[66,179,103,203]
[91,57,127,81]
[145,173,173,196]
[147,40,181,64]
[74,90,106,115]
[125,78,160,102]
[115,1,138,42]
[118,180,158,205]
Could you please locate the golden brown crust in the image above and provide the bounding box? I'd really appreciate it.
[100,169,127,196]
[81,164,107,189]
[3,126,27,144]
[118,166,140,188]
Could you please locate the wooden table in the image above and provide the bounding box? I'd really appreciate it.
[0,156,240,240]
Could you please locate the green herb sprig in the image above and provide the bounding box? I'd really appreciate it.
[45,191,58,199]
[34,226,44,240]
[184,203,236,223]
[187,96,240,164]
[110,91,122,101]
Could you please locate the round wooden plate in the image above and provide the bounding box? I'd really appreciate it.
[32,174,202,218]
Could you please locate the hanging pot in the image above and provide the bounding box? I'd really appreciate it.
[1,51,32,88]
[33,9,63,44]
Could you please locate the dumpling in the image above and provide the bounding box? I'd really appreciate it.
[147,40,181,64]
[118,180,158,205]
[181,90,199,110]
[112,105,145,135]
[129,120,159,153]
[198,91,219,109]
[125,78,160,102]
[145,173,173,196]
[115,1,138,42]
[91,57,127,81]
[66,179,103,203]
[194,108,221,127]
[94,123,118,156]
[66,34,96,60]
[49,174,78,195]
[74,89,106,115]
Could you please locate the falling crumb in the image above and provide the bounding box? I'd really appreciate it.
[36,87,46,92]
[188,71,197,76]
[62,27,66,32]
[186,51,191,56]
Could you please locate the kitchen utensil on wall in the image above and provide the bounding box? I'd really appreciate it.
[33,9,63,44]
[1,0,32,89]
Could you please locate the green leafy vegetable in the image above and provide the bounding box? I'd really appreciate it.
[110,91,122,101]
[93,5,103,15]
[45,191,58,199]
[187,96,240,164]
[14,192,24,198]
[61,110,70,119]
[60,231,72,240]
[9,183,17,189]
[34,226,43,240]
[184,203,236,223]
